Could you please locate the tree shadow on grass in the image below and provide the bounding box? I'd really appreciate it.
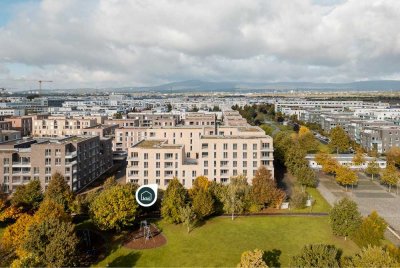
[264,249,282,268]
[107,252,142,267]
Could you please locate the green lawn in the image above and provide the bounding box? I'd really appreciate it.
[287,187,332,213]
[95,216,358,267]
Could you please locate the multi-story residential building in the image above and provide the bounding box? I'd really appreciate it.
[127,113,179,127]
[0,108,25,116]
[126,125,274,189]
[0,121,12,131]
[360,126,400,153]
[0,135,113,193]
[347,120,394,143]
[5,116,33,136]
[32,116,98,137]
[223,111,248,126]
[319,113,357,133]
[183,113,216,126]
[0,130,21,143]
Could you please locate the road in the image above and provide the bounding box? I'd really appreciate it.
[317,171,400,245]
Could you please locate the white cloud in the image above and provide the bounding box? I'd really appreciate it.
[0,0,400,89]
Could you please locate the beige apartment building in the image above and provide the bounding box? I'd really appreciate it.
[5,116,33,136]
[184,113,216,126]
[126,125,274,189]
[0,136,113,193]
[32,116,117,138]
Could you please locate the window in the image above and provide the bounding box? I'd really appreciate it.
[214,144,217,150]
[243,144,247,150]
[45,158,51,165]
[144,153,148,160]
[202,143,208,149]
[262,142,269,149]
[156,170,160,177]
[55,158,61,166]
[253,161,257,167]
[204,169,208,175]
[45,167,51,174]
[204,161,208,167]
[165,153,173,159]
[233,152,237,159]
[3,158,9,165]
[253,152,257,158]
[202,152,208,158]
[55,149,61,156]
[233,161,237,167]
[156,153,160,160]
[34,167,39,174]
[233,143,237,150]
[223,143,228,150]
[223,152,228,158]
[3,167,9,174]
[243,161,247,167]
[156,179,160,184]
[144,170,148,177]
[243,170,247,175]
[156,162,160,168]
[144,162,148,168]
[45,149,51,156]
[243,152,247,158]
[192,171,196,177]
[144,179,148,184]
[253,144,257,150]
[233,170,238,176]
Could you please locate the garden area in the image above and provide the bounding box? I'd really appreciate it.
[96,216,359,267]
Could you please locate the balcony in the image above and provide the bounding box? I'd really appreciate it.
[65,151,77,159]
[12,161,31,167]
[65,160,77,166]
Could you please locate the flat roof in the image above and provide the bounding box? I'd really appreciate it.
[133,139,182,149]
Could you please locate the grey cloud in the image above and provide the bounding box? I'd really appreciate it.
[0,0,400,88]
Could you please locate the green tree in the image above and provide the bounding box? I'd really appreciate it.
[381,164,399,192]
[238,249,268,268]
[335,165,358,191]
[161,178,187,223]
[291,244,342,268]
[296,165,317,191]
[352,211,387,248]
[285,143,308,175]
[352,246,399,267]
[329,198,362,239]
[45,172,73,210]
[90,184,138,231]
[11,179,43,211]
[23,217,78,267]
[315,153,339,175]
[329,126,350,153]
[114,112,123,119]
[222,175,250,220]
[366,160,380,181]
[192,189,214,219]
[179,205,197,233]
[251,166,274,207]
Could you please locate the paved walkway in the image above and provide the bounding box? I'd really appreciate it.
[317,171,400,245]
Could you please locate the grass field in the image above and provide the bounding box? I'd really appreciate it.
[95,216,359,267]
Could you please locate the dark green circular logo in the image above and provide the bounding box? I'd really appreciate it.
[136,186,156,206]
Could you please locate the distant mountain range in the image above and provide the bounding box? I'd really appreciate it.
[15,80,400,94]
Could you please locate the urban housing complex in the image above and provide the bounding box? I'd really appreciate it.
[2,93,400,193]
[277,99,400,153]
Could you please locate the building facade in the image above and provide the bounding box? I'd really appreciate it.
[0,136,113,193]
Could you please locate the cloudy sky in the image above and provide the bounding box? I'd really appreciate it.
[0,0,400,90]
